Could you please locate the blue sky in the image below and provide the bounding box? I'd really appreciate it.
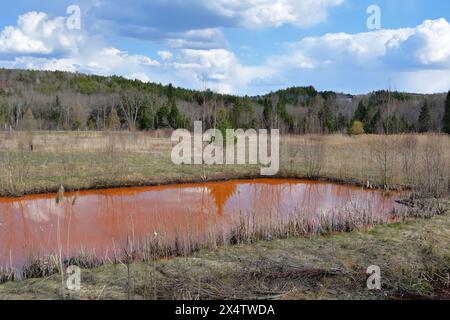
[1,0,450,95]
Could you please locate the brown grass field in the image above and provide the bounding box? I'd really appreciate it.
[0,131,449,196]
[0,131,449,300]
[0,207,449,300]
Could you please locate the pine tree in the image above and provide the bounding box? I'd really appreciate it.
[50,95,62,129]
[353,101,368,122]
[231,100,243,128]
[167,83,174,102]
[336,113,349,132]
[263,98,273,129]
[277,96,294,131]
[156,105,170,128]
[321,100,335,133]
[418,100,432,133]
[216,107,232,138]
[443,91,450,134]
[169,100,181,129]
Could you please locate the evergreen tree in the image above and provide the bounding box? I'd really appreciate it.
[418,100,432,133]
[169,100,182,129]
[216,107,232,138]
[353,101,368,122]
[263,98,273,129]
[49,95,62,129]
[138,105,153,130]
[443,91,450,134]
[321,100,335,133]
[365,108,381,133]
[277,96,294,131]
[231,100,243,128]
[156,105,170,128]
[336,113,348,132]
[167,83,174,102]
[384,116,400,134]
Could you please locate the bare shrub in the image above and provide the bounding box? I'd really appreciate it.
[417,136,448,197]
[0,144,32,195]
[102,131,127,178]
[372,135,399,188]
[300,136,325,178]
[399,135,418,186]
[0,265,15,283]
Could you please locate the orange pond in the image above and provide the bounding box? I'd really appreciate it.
[0,179,406,270]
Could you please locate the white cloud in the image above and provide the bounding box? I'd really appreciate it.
[127,72,152,83]
[384,18,450,68]
[158,50,173,61]
[2,10,450,96]
[168,49,274,94]
[0,11,160,80]
[165,28,227,49]
[0,11,83,55]
[262,18,450,93]
[90,0,345,49]
[203,0,344,28]
[278,18,450,71]
[395,70,450,93]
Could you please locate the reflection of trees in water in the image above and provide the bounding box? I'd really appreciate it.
[0,181,404,271]
[207,184,237,215]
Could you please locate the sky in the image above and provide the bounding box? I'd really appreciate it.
[0,0,450,95]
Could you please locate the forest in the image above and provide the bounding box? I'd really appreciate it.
[1,68,449,135]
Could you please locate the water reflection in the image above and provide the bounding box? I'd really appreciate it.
[0,179,404,270]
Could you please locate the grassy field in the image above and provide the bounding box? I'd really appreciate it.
[0,131,449,196]
[0,131,449,300]
[0,204,449,300]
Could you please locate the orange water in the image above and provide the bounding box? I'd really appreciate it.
[0,179,405,270]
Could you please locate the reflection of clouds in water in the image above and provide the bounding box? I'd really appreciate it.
[182,187,209,194]
[0,180,405,271]
[17,199,64,223]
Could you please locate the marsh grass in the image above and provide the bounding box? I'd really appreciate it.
[0,132,449,196]
[4,195,445,284]
[0,131,449,289]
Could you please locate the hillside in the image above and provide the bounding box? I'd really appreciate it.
[0,68,447,134]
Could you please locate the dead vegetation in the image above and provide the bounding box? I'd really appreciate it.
[0,131,449,299]
[1,192,446,286]
[0,131,448,197]
[1,204,449,300]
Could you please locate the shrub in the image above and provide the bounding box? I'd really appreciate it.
[349,120,365,135]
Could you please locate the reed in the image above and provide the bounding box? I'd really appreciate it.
[2,191,446,284]
[0,266,15,284]
[0,132,449,197]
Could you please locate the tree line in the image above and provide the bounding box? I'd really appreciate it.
[1,68,449,135]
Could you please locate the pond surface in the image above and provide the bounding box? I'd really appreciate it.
[0,179,405,271]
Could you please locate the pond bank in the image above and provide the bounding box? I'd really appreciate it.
[1,208,449,300]
[0,179,406,273]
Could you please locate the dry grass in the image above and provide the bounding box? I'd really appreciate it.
[281,134,450,193]
[1,201,448,300]
[2,194,445,285]
[0,131,449,299]
[0,131,449,197]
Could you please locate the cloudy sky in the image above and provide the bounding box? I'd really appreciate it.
[0,0,449,95]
